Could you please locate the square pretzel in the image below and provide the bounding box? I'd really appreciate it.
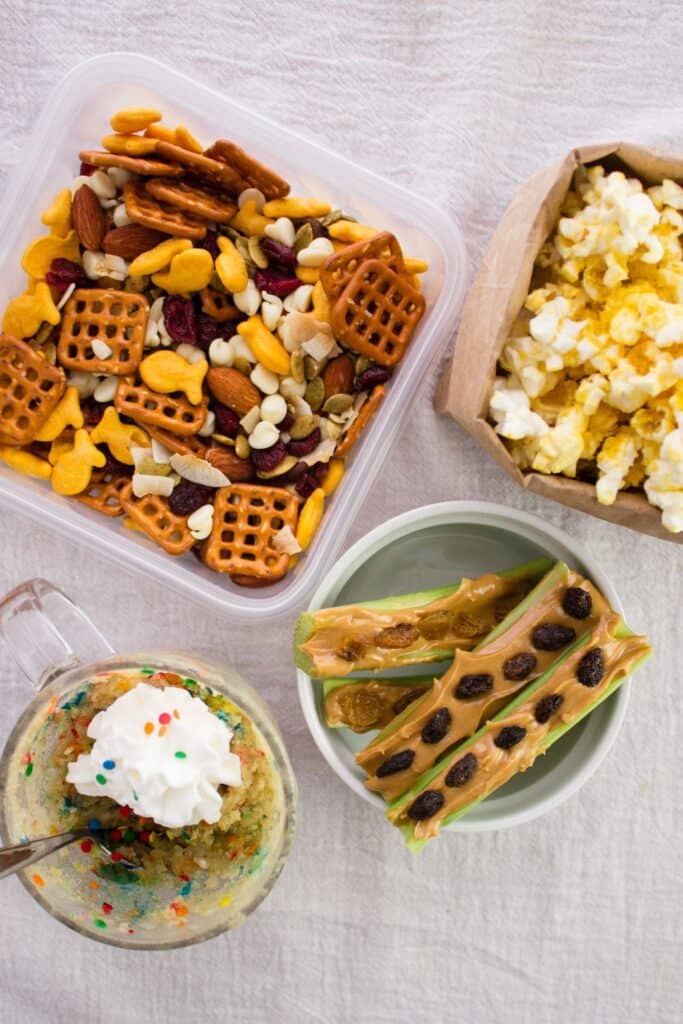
[330,259,425,367]
[320,232,404,302]
[202,484,298,582]
[57,289,148,375]
[115,378,207,437]
[0,335,65,445]
[78,469,130,517]
[120,480,195,555]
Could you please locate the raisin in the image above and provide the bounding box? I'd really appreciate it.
[455,673,494,699]
[417,610,453,640]
[534,693,564,724]
[455,612,487,637]
[198,230,220,260]
[82,399,107,426]
[295,463,327,499]
[287,427,322,458]
[406,790,445,821]
[45,258,89,292]
[251,441,287,474]
[337,690,383,731]
[421,708,452,744]
[376,749,416,778]
[260,237,298,270]
[101,449,133,476]
[296,216,328,239]
[532,623,576,651]
[374,623,420,649]
[503,652,537,681]
[354,366,393,392]
[163,296,196,344]
[562,587,593,620]
[213,404,240,438]
[576,647,605,687]
[445,752,478,788]
[392,689,424,715]
[253,269,301,297]
[168,481,214,517]
[196,313,220,350]
[337,639,364,663]
[494,725,527,750]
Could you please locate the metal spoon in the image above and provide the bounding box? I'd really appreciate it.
[0,829,139,879]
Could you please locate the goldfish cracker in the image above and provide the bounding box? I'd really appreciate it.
[0,446,52,480]
[41,188,72,238]
[144,124,177,143]
[403,256,429,274]
[311,280,330,323]
[21,230,80,279]
[237,316,290,376]
[152,248,213,293]
[35,386,83,442]
[229,201,274,239]
[110,107,162,134]
[215,237,248,293]
[102,134,158,157]
[262,198,331,219]
[322,458,344,496]
[296,266,320,285]
[327,221,379,244]
[90,407,149,465]
[139,351,208,405]
[296,488,325,550]
[128,238,193,277]
[2,282,60,338]
[406,274,421,291]
[175,125,203,153]
[48,434,74,466]
[51,429,105,496]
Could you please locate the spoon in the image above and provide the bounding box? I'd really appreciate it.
[0,828,139,879]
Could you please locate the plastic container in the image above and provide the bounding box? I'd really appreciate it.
[0,53,468,618]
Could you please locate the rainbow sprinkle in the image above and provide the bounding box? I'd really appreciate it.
[174,751,186,759]
[31,873,44,887]
[102,759,116,770]
[95,773,106,785]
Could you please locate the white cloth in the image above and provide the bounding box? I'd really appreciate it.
[0,3,681,1022]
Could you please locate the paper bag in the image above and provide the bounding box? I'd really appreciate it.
[436,142,683,544]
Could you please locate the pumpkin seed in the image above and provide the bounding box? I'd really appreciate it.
[233,356,252,376]
[291,350,306,384]
[235,434,251,459]
[289,414,320,439]
[323,418,342,440]
[294,222,314,252]
[323,393,354,415]
[247,236,268,268]
[42,341,57,365]
[257,454,297,480]
[355,355,370,374]
[125,274,149,292]
[34,322,53,345]
[305,377,325,411]
[321,209,357,227]
[304,355,321,380]
[234,237,255,269]
[211,433,236,447]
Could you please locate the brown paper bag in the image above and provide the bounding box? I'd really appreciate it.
[436,142,683,544]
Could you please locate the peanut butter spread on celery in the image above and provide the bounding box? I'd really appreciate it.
[324,680,430,733]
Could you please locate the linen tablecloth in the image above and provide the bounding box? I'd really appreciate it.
[0,3,680,1021]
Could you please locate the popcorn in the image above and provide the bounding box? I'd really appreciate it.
[596,429,641,505]
[531,406,587,476]
[490,380,549,440]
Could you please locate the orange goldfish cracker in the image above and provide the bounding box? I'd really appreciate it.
[21,230,80,279]
[322,458,344,495]
[215,237,248,293]
[2,282,60,338]
[102,134,158,157]
[404,256,429,274]
[90,407,149,465]
[35,386,83,442]
[41,189,72,238]
[229,201,274,239]
[0,446,52,480]
[48,435,74,466]
[296,488,325,550]
[262,198,331,219]
[144,124,177,143]
[151,248,213,293]
[110,107,162,134]
[139,351,208,405]
[175,126,203,153]
[237,316,290,376]
[328,221,379,244]
[51,429,105,496]
[128,237,193,277]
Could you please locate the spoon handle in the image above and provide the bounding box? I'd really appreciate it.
[0,831,83,880]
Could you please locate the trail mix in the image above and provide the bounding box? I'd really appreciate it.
[0,107,428,586]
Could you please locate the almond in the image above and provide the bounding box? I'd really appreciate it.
[206,367,261,417]
[206,445,254,481]
[72,185,106,251]
[322,354,354,399]
[102,225,167,260]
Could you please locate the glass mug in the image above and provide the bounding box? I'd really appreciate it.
[0,579,297,949]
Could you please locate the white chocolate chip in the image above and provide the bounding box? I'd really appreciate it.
[249,420,280,449]
[283,284,314,313]
[250,363,279,395]
[240,406,261,434]
[227,335,256,364]
[208,337,233,367]
[113,202,133,227]
[187,503,215,540]
[176,343,206,365]
[67,371,98,399]
[91,338,113,360]
[260,393,287,424]
[296,237,334,267]
[107,167,133,189]
[132,473,175,498]
[93,375,118,403]
[233,279,261,316]
[261,300,282,332]
[56,282,75,310]
[264,217,296,247]
[71,170,116,200]
[198,409,216,437]
[280,376,307,399]
[237,187,266,212]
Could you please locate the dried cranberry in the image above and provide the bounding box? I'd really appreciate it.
[260,237,298,271]
[502,652,537,681]
[576,647,605,687]
[562,587,593,620]
[79,161,96,176]
[296,216,329,239]
[354,366,392,392]
[213,404,240,437]
[100,448,133,476]
[406,790,444,821]
[295,462,327,498]
[534,694,564,724]
[455,673,494,699]
[163,296,196,344]
[196,313,219,351]
[253,269,301,297]
[376,749,415,778]
[82,399,107,426]
[445,752,478,788]
[168,481,214,517]
[532,623,576,651]
[251,440,286,474]
[494,725,527,750]
[198,230,220,260]
[46,258,89,293]
[421,708,451,744]
[288,427,321,458]
[280,411,295,431]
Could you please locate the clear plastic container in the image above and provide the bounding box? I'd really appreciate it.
[0,53,468,618]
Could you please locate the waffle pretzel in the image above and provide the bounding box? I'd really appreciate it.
[0,335,65,445]
[202,483,298,582]
[77,468,130,516]
[199,288,239,322]
[155,142,244,192]
[123,180,207,240]
[330,259,425,367]
[79,149,183,177]
[146,178,237,223]
[204,140,290,200]
[119,480,195,555]
[320,231,404,302]
[57,289,148,375]
[145,424,207,458]
[115,378,208,437]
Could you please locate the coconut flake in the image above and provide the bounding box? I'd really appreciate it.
[169,453,229,487]
[272,525,302,555]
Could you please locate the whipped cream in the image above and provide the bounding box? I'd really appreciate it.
[66,682,242,829]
